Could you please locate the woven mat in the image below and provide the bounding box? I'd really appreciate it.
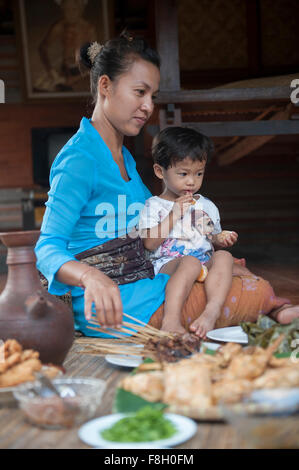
[215,73,298,89]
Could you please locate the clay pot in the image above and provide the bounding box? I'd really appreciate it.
[0,230,74,365]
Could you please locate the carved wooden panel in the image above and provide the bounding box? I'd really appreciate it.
[177,0,248,70]
[260,0,299,67]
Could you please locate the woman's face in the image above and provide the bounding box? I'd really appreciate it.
[102,58,160,137]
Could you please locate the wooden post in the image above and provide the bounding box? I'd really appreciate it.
[154,0,182,128]
[154,0,181,91]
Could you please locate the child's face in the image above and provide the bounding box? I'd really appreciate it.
[154,157,206,199]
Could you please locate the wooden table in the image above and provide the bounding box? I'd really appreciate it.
[0,338,241,450]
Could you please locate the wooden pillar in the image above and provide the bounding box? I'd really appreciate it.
[154,0,180,92]
[154,0,181,128]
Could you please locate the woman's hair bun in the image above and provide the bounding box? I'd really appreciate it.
[79,42,93,70]
[79,42,104,70]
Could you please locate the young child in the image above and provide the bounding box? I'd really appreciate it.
[138,126,238,338]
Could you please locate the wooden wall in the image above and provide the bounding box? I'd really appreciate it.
[0,102,87,188]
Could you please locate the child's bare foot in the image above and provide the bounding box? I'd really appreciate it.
[234,257,246,267]
[161,319,187,336]
[189,306,220,338]
[272,304,299,324]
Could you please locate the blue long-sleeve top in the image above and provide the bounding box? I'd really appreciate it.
[35,117,169,336]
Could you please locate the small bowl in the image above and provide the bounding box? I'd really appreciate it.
[221,388,299,449]
[13,377,106,429]
[0,366,63,408]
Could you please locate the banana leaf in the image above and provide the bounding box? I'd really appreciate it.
[113,388,167,413]
[241,315,299,354]
[114,349,217,413]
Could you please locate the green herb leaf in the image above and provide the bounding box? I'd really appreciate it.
[101,406,176,442]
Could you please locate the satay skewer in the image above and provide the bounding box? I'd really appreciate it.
[87,320,153,343]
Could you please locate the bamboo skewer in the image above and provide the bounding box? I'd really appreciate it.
[86,324,142,344]
[86,321,145,343]
[89,312,175,339]
[84,312,182,361]
[122,312,174,338]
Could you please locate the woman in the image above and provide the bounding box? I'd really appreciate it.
[35,33,299,337]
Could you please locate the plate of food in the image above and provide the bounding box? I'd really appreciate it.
[206,326,248,344]
[117,336,299,421]
[0,339,62,406]
[78,406,197,449]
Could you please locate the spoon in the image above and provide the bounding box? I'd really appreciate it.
[34,372,76,398]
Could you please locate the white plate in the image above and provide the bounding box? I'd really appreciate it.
[105,354,143,368]
[200,341,221,351]
[206,326,248,344]
[78,413,197,449]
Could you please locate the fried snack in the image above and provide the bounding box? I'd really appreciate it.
[163,363,212,409]
[0,352,22,374]
[212,379,253,404]
[224,336,285,381]
[135,362,163,372]
[216,230,233,244]
[119,339,299,413]
[4,339,22,357]
[217,343,243,367]
[268,355,293,368]
[21,350,40,361]
[0,339,44,388]
[253,366,299,389]
[0,358,42,387]
[121,371,164,402]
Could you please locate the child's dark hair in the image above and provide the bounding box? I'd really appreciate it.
[79,31,160,103]
[152,126,214,169]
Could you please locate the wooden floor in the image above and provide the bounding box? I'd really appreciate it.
[1,262,298,304]
[0,264,298,449]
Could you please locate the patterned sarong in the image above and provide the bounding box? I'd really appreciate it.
[75,233,154,285]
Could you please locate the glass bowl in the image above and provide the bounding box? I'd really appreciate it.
[220,388,299,449]
[13,377,106,429]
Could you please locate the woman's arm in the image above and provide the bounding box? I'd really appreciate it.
[36,150,123,328]
[57,261,123,327]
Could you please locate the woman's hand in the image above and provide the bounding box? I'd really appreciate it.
[80,268,123,328]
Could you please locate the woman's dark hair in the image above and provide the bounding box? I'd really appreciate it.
[152,126,214,169]
[79,31,160,103]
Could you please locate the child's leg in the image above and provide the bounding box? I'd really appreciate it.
[159,256,203,334]
[190,250,233,338]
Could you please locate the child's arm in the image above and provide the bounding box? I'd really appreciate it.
[140,194,194,251]
[212,230,238,249]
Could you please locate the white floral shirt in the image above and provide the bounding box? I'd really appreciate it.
[138,194,222,274]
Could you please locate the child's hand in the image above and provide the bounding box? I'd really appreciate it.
[214,230,238,248]
[172,194,194,219]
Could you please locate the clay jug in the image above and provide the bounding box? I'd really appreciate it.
[0,230,74,365]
